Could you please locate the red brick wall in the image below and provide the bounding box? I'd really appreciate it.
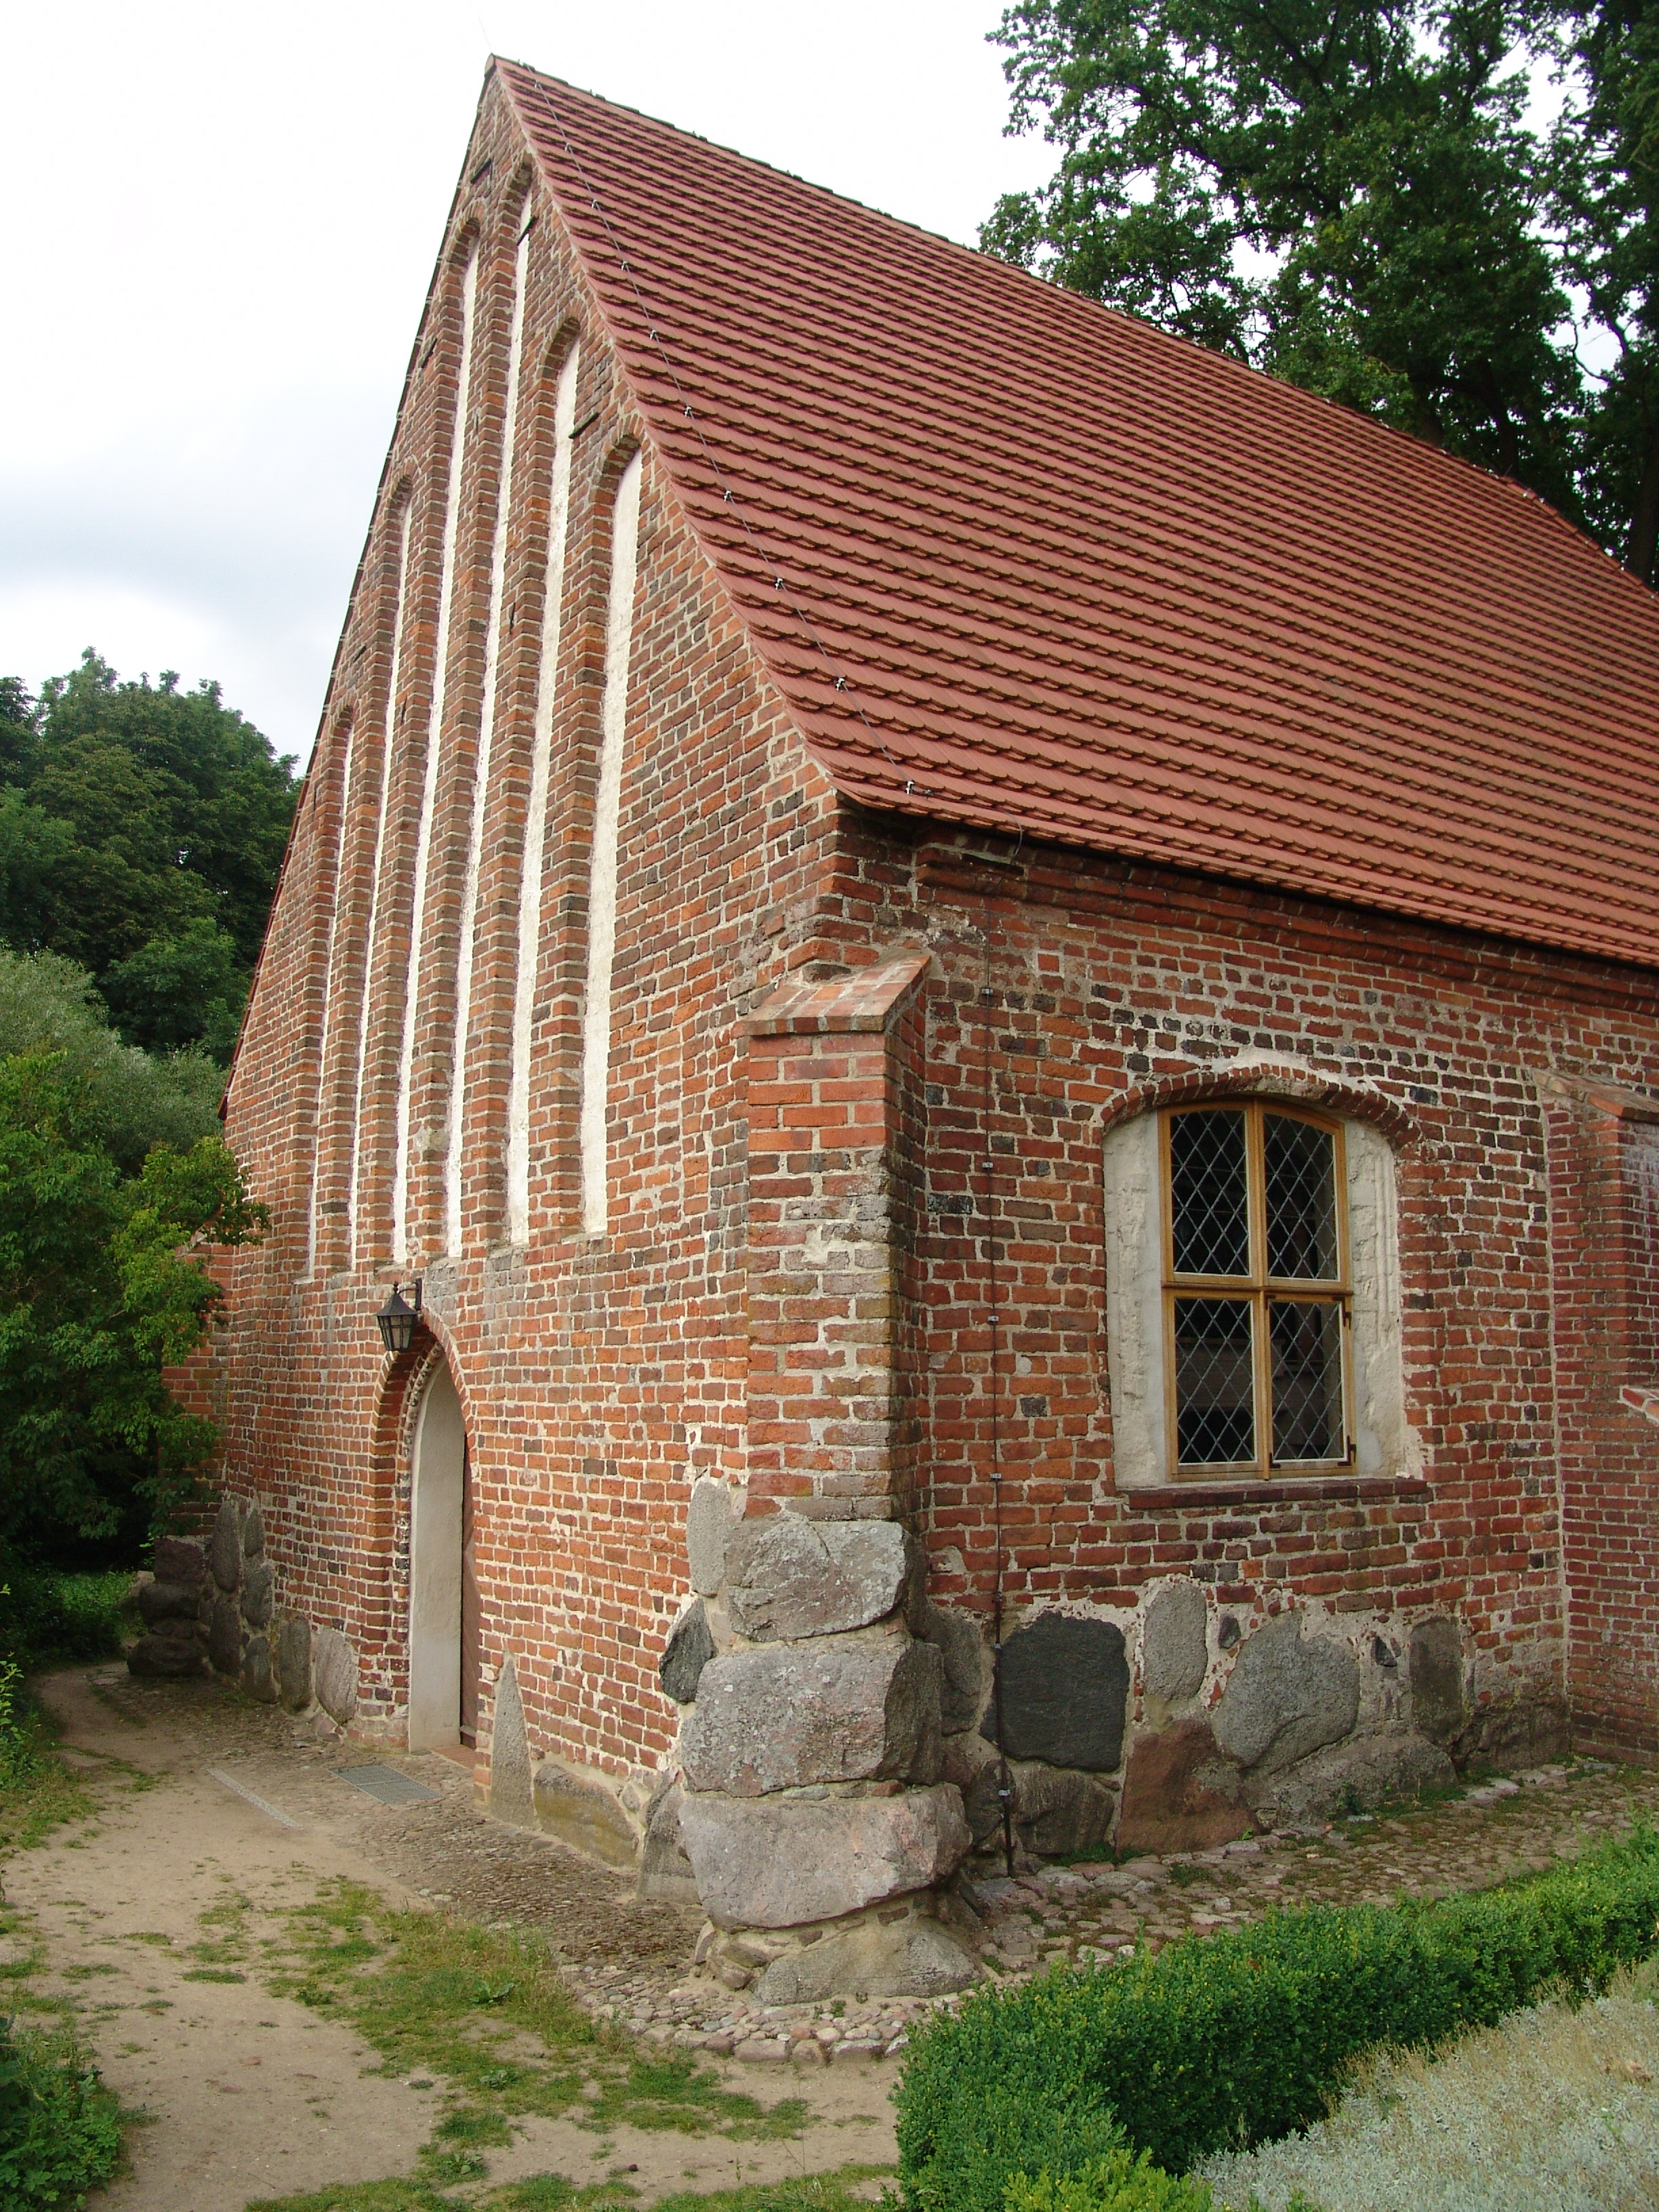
[207,71,1659,1801]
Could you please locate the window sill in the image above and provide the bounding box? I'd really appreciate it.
[1114,1472,1431,1510]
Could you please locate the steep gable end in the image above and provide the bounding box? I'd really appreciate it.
[502,59,1659,971]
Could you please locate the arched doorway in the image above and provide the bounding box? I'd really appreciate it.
[407,1364,478,1752]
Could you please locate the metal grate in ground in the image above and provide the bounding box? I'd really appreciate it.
[338,1763,440,1806]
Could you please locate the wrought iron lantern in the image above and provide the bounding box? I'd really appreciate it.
[375,1279,422,1355]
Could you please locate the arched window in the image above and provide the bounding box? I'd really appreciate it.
[1105,1095,1409,1484]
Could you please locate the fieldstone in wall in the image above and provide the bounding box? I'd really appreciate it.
[488,1656,535,1828]
[1453,1695,1570,1772]
[276,1615,311,1713]
[209,1499,243,1593]
[152,1538,205,1586]
[314,1628,359,1726]
[1142,1581,1209,1703]
[636,1778,700,1906]
[1007,1762,1117,1857]
[686,1477,735,1597]
[917,1600,986,1734]
[1212,1612,1359,1773]
[981,1612,1128,1772]
[208,1595,242,1676]
[1116,1719,1250,1855]
[1246,1730,1454,1829]
[241,1560,274,1632]
[533,1759,638,1868]
[681,1639,943,1795]
[659,1600,714,1705]
[754,1919,980,2003]
[127,1633,205,1679]
[725,1516,915,1641]
[241,1504,264,1561]
[241,1635,274,1703]
[137,1580,197,1627]
[678,1782,970,1928]
[1409,1617,1467,1744]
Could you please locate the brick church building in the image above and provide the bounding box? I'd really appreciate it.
[194,57,1659,1990]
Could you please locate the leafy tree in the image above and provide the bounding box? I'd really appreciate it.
[983,0,1587,539]
[0,653,298,1058]
[1551,0,1659,577]
[0,947,222,1172]
[0,1044,266,1558]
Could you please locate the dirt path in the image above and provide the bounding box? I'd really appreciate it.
[6,1668,896,2210]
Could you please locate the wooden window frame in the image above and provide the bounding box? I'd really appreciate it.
[1160,1101,1353,1478]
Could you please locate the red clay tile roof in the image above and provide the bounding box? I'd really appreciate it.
[500,59,1659,972]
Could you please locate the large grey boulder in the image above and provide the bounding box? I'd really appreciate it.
[917,1601,986,1734]
[1007,1762,1117,1858]
[981,1612,1128,1771]
[152,1538,205,1586]
[1143,1581,1209,1703]
[1409,1617,1467,1744]
[659,1601,714,1704]
[241,1503,265,1561]
[241,1560,274,1632]
[208,1595,242,1675]
[725,1516,915,1641]
[127,1633,205,1679]
[489,1656,535,1828]
[680,1639,942,1795]
[209,1498,243,1593]
[754,1919,980,2003]
[678,1782,970,1927]
[276,1614,312,1712]
[314,1628,359,1725]
[687,1477,736,1597]
[241,1635,274,1703]
[533,1759,638,1868]
[1212,1612,1359,1773]
[1246,1731,1455,1829]
[137,1580,197,1627]
[636,1778,700,1906]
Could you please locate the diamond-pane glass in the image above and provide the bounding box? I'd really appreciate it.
[1264,1114,1338,1279]
[1169,1110,1250,1277]
[1269,1299,1345,1461]
[1174,1296,1256,1465]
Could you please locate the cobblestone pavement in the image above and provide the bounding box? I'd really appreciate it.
[602,1759,1659,2065]
[58,1672,1659,2074]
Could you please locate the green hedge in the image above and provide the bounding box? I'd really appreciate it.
[1004,2150,1215,2211]
[895,1826,1659,2208]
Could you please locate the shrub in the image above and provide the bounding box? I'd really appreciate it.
[894,1826,1659,2201]
[0,2016,123,2209]
[1005,2150,1214,2211]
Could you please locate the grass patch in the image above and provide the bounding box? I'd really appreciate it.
[266,1882,806,2142]
[0,1702,95,1855]
[249,2171,887,2212]
[181,1967,247,1983]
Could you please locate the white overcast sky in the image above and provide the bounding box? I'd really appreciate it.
[0,2,1051,769]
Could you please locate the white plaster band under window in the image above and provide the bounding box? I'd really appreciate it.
[446,204,533,1256]
[394,241,479,1267]
[1104,1099,1412,1484]
[579,451,643,1239]
[349,498,415,1265]
[507,340,581,1246]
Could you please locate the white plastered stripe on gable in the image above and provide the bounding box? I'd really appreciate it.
[579,449,643,1239]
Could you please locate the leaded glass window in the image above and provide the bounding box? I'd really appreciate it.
[1162,1103,1351,1474]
